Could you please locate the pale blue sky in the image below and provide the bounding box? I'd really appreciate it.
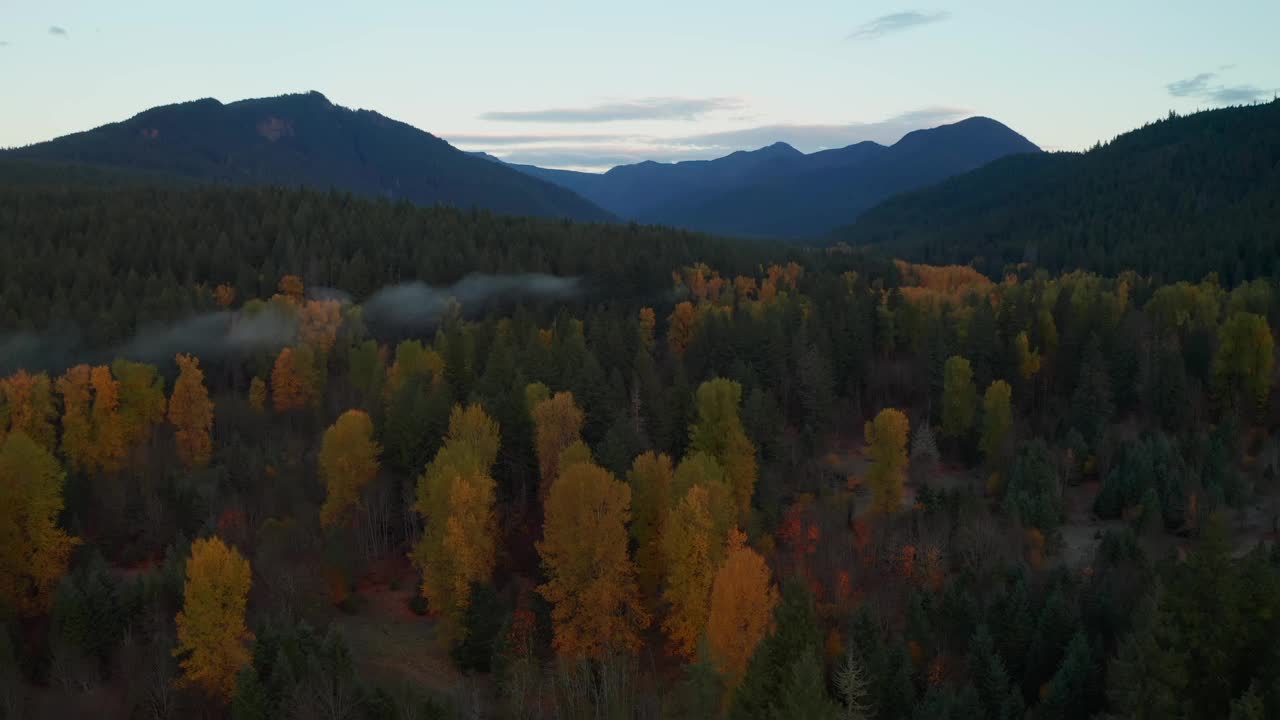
[1,1,1276,170]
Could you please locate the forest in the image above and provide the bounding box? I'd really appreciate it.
[1,177,1279,720]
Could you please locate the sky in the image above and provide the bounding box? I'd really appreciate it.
[1,1,1277,172]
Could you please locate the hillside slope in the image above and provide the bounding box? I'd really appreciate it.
[836,101,1280,283]
[2,92,614,222]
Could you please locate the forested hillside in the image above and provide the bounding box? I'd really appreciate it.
[836,100,1280,284]
[1,178,1279,720]
[0,93,614,223]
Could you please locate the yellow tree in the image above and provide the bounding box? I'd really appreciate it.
[627,451,673,606]
[689,378,758,522]
[707,529,778,687]
[56,365,94,473]
[248,377,267,413]
[672,452,736,542]
[271,347,311,413]
[0,432,78,617]
[89,365,127,474]
[1212,312,1275,412]
[384,340,444,405]
[942,355,977,439]
[980,380,1013,466]
[174,536,253,701]
[638,307,657,351]
[865,408,909,514]
[532,391,585,500]
[538,461,649,659]
[169,354,214,470]
[112,359,167,454]
[300,299,343,354]
[412,405,500,634]
[668,301,697,356]
[0,371,57,450]
[662,484,723,659]
[318,410,381,528]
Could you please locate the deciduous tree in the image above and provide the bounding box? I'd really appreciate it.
[662,485,721,659]
[174,536,253,702]
[627,451,673,606]
[0,370,57,450]
[318,410,381,528]
[942,356,977,439]
[532,391,584,500]
[707,529,778,690]
[0,432,78,617]
[864,409,909,514]
[537,461,648,659]
[169,354,214,470]
[980,380,1013,467]
[690,378,758,521]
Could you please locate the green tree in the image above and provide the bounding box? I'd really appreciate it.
[942,355,977,440]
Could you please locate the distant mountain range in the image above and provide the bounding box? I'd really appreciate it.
[835,100,1280,283]
[499,117,1041,238]
[1,92,615,223]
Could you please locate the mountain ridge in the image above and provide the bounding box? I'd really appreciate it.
[2,91,615,223]
[500,115,1040,237]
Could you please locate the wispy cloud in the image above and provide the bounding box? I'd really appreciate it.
[448,106,973,171]
[481,97,745,123]
[848,11,949,41]
[0,41,10,47]
[1166,70,1270,105]
[48,26,68,38]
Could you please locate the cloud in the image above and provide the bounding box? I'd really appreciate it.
[848,11,949,41]
[1166,70,1270,105]
[481,97,745,123]
[450,106,972,171]
[362,274,580,331]
[48,26,68,38]
[0,41,10,47]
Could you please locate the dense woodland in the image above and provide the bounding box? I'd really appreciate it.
[838,100,1280,285]
[1,176,1280,720]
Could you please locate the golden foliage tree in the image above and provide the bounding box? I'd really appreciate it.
[980,380,1013,465]
[277,274,305,304]
[0,432,78,617]
[627,451,673,606]
[169,354,214,470]
[942,355,977,439]
[661,484,723,659]
[864,408,909,514]
[300,299,343,354]
[55,365,94,473]
[112,359,167,454]
[689,378,758,521]
[532,391,585,499]
[538,461,649,659]
[0,371,57,450]
[248,377,267,413]
[412,405,500,632]
[1016,331,1042,382]
[707,529,778,686]
[384,340,444,404]
[174,536,253,701]
[668,301,697,356]
[639,307,657,351]
[89,365,128,473]
[212,283,237,309]
[1212,312,1275,412]
[672,452,736,541]
[318,410,381,528]
[271,347,312,413]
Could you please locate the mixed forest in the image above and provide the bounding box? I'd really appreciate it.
[1,164,1280,720]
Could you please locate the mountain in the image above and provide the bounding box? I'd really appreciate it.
[835,100,1280,284]
[2,91,614,222]
[502,116,1040,238]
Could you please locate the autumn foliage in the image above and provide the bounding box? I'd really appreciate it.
[538,461,649,659]
[531,391,585,499]
[865,408,909,514]
[412,405,500,633]
[707,529,778,686]
[169,354,214,470]
[0,432,78,617]
[0,370,57,450]
[318,410,381,527]
[175,536,253,701]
